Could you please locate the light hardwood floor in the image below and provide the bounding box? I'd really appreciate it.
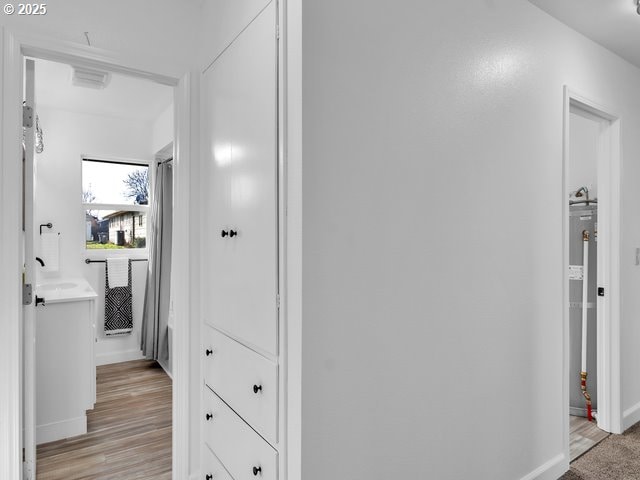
[37,359,172,480]
[570,415,609,462]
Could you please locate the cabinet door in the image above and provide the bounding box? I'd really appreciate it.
[202,1,278,356]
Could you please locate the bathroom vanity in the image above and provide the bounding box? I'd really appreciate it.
[35,278,97,444]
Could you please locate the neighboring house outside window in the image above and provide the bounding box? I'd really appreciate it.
[82,157,150,250]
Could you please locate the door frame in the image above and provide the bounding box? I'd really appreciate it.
[0,28,193,479]
[562,86,622,455]
[22,57,36,479]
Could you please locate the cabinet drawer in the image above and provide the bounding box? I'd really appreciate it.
[204,387,278,480]
[202,445,233,480]
[204,326,278,444]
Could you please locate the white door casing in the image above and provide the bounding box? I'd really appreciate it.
[23,57,37,480]
[0,27,27,480]
[562,86,622,468]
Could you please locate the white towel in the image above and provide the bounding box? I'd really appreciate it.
[40,232,59,272]
[106,257,129,288]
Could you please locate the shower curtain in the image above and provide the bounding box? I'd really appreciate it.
[141,160,173,367]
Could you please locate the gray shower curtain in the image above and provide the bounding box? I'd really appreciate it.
[141,160,172,367]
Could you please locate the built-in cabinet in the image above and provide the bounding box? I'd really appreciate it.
[35,279,97,444]
[201,1,283,479]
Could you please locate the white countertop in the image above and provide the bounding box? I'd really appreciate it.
[36,277,98,304]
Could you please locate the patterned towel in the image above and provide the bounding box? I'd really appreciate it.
[104,260,133,336]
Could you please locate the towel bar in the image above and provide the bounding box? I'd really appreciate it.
[85,258,148,264]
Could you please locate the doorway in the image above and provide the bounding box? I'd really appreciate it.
[563,87,622,462]
[0,32,192,480]
[24,56,175,478]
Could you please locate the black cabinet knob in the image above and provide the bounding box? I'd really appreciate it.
[253,384,263,394]
[221,230,229,237]
[206,413,213,421]
[253,466,262,476]
[205,349,213,356]
[206,474,213,480]
[229,229,238,237]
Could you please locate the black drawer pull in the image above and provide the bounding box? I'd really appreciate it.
[205,349,213,357]
[206,475,213,480]
[253,384,263,394]
[221,230,229,237]
[253,466,262,476]
[229,229,238,237]
[205,413,213,421]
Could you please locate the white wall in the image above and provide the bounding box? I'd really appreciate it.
[0,0,199,78]
[199,0,271,69]
[569,106,599,200]
[300,1,640,479]
[152,103,174,155]
[34,106,153,365]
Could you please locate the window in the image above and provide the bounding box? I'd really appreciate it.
[82,158,150,249]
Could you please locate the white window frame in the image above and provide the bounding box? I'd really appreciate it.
[81,154,152,253]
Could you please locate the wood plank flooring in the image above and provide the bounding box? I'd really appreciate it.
[570,415,609,462]
[37,359,172,480]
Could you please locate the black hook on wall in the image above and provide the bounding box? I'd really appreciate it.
[39,223,53,235]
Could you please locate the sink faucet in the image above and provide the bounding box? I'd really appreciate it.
[35,257,45,267]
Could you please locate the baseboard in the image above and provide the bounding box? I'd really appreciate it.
[623,400,640,430]
[570,406,590,417]
[36,415,86,445]
[158,358,172,380]
[519,453,567,480]
[95,349,144,366]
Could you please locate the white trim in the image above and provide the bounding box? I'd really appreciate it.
[0,26,25,480]
[172,71,193,480]
[95,348,144,366]
[158,359,173,380]
[518,453,567,480]
[284,1,302,480]
[622,400,640,430]
[8,29,178,86]
[36,416,87,445]
[158,323,173,379]
[569,406,593,417]
[277,1,289,477]
[23,57,37,480]
[84,204,150,213]
[562,86,623,445]
[0,30,192,480]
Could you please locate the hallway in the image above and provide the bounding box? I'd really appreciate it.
[36,360,171,479]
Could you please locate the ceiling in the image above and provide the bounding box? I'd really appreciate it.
[529,0,640,69]
[33,58,173,122]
